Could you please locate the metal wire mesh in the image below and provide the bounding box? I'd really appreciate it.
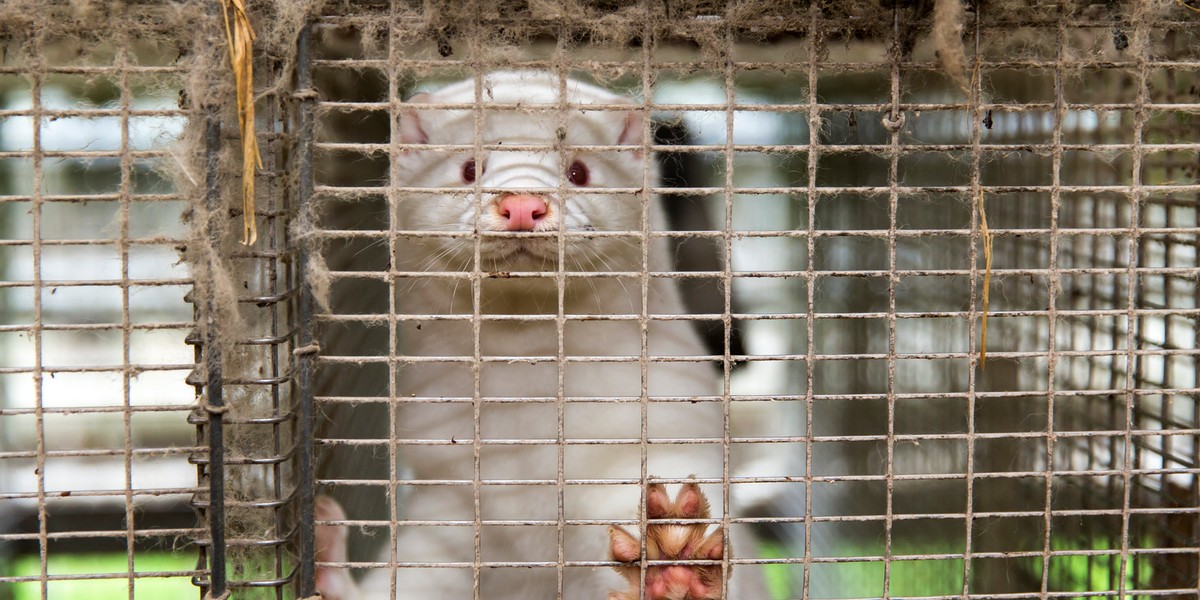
[0,4,306,598]
[188,32,306,600]
[0,17,200,599]
[1,1,1197,600]
[307,3,1199,599]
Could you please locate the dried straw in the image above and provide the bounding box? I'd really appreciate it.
[220,0,261,245]
[977,187,993,367]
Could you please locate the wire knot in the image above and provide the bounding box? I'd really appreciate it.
[199,399,229,415]
[881,111,905,132]
[293,343,321,356]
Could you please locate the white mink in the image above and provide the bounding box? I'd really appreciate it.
[316,72,768,599]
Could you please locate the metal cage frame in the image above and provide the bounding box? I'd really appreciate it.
[0,1,1196,599]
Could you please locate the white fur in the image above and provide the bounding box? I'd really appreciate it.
[323,72,767,599]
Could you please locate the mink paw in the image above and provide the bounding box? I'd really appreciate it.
[314,496,359,600]
[608,480,728,600]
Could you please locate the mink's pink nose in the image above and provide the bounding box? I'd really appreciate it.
[495,194,549,231]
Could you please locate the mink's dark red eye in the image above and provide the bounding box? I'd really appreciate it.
[566,160,589,186]
[461,158,484,184]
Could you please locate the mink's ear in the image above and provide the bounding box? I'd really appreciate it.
[399,92,430,145]
[616,110,644,146]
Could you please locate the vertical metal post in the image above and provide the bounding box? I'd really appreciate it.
[294,20,318,598]
[203,114,228,598]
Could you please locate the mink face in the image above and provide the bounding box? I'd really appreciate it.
[394,72,652,273]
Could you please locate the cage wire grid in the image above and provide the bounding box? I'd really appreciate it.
[0,0,1197,599]
[0,6,202,600]
[190,48,304,600]
[0,2,308,599]
[304,2,1199,600]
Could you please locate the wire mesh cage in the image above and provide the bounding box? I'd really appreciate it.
[0,1,1197,599]
[0,2,308,598]
[0,5,201,598]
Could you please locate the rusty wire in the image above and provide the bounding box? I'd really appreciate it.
[0,1,1196,599]
[308,4,1199,600]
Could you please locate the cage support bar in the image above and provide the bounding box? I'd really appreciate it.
[295,19,318,598]
[203,110,228,598]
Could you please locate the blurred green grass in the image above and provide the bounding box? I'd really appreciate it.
[7,536,1152,600]
[10,552,195,600]
[761,540,964,599]
[759,535,1149,599]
